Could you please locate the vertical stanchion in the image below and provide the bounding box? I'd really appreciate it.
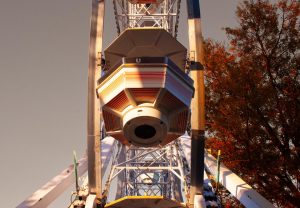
[216,150,221,193]
[87,0,105,204]
[73,151,79,194]
[186,0,206,206]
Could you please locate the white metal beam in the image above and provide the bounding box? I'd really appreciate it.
[16,155,88,208]
[205,153,275,208]
[180,136,274,208]
[17,137,116,208]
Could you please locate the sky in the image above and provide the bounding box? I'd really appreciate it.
[0,0,240,207]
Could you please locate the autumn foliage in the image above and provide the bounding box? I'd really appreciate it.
[204,0,300,207]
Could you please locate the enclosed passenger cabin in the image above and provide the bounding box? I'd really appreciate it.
[97,28,194,147]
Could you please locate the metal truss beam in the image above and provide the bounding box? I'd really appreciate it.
[87,0,105,201]
[186,0,206,207]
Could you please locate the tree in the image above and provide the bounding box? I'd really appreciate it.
[204,0,300,207]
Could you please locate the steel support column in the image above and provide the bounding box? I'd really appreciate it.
[87,0,105,202]
[186,0,205,204]
[190,131,205,201]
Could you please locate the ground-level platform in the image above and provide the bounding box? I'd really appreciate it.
[105,196,186,208]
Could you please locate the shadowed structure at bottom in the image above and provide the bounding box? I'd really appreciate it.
[105,196,185,208]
